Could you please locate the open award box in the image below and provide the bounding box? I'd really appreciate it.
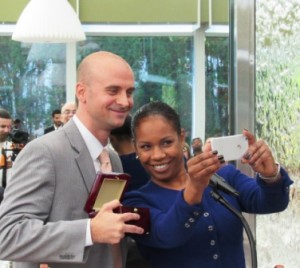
[84,172,150,234]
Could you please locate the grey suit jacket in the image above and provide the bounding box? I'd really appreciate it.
[0,120,125,268]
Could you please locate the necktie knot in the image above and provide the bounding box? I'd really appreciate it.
[99,148,112,172]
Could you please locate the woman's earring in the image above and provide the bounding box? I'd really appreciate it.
[135,155,139,159]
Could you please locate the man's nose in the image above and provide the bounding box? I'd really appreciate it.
[116,91,131,106]
[3,127,11,132]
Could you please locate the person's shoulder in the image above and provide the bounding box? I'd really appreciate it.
[123,181,174,208]
[124,181,152,200]
[27,128,68,148]
[44,125,54,134]
[119,152,136,160]
[126,181,160,196]
[45,125,54,129]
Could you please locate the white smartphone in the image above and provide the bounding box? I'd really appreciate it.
[211,134,248,161]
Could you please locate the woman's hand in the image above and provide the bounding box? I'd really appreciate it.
[187,151,222,187]
[241,129,278,177]
[184,148,223,204]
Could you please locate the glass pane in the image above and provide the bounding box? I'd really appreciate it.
[77,36,193,141]
[0,38,66,138]
[205,36,230,139]
[256,0,300,267]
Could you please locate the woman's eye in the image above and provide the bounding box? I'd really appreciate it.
[163,140,173,146]
[140,144,150,150]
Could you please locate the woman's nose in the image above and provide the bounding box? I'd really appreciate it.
[151,146,165,160]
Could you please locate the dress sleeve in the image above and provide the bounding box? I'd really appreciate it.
[124,189,204,248]
[218,164,293,214]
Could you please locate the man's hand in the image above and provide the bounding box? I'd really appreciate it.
[90,199,144,244]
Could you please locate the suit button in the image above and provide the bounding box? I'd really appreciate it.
[188,217,195,223]
[213,254,219,260]
[193,211,200,217]
[184,223,191,228]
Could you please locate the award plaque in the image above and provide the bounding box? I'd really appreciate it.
[85,172,150,234]
[84,172,130,217]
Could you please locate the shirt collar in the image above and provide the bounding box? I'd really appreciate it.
[72,115,106,161]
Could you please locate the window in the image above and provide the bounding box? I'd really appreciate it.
[0,33,230,145]
[205,36,229,138]
[0,38,66,137]
[77,36,194,140]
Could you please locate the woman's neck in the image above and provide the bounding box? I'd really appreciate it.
[152,171,189,190]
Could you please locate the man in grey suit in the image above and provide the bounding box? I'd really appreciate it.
[0,51,144,268]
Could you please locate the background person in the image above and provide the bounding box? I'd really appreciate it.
[43,109,63,134]
[0,108,14,268]
[0,108,13,189]
[0,51,144,268]
[61,101,77,125]
[191,136,203,156]
[12,118,22,131]
[182,142,191,160]
[123,101,293,268]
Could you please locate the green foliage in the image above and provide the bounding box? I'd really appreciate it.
[0,39,66,135]
[256,0,300,173]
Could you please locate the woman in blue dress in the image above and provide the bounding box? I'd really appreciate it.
[123,101,293,268]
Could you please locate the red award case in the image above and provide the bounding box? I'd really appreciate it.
[84,172,150,234]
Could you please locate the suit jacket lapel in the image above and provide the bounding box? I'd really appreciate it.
[63,120,96,193]
[108,148,123,172]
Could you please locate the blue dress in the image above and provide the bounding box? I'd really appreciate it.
[123,164,293,268]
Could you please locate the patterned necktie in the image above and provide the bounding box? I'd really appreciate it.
[99,148,122,268]
[99,148,112,172]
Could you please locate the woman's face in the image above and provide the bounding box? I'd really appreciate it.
[134,115,185,185]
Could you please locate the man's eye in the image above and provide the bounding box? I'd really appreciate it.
[108,89,118,95]
[127,90,134,97]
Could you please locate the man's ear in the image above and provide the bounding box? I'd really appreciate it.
[76,82,86,103]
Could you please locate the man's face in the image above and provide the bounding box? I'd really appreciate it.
[78,58,135,132]
[53,114,62,127]
[0,118,12,142]
[192,138,203,155]
[61,103,77,124]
